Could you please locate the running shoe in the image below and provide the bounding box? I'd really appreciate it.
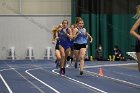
[80,71,83,75]
[59,68,65,75]
[66,63,70,68]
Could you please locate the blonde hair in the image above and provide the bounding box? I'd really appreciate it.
[51,26,58,34]
[51,24,62,41]
[51,24,62,34]
[133,5,140,19]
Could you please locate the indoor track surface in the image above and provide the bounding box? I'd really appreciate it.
[0,60,140,93]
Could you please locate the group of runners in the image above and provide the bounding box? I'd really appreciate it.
[52,17,93,75]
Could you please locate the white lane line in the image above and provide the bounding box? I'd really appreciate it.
[25,68,60,93]
[52,69,108,93]
[0,74,13,93]
[84,70,140,89]
[85,62,140,80]
[0,68,15,72]
[84,63,137,69]
[102,68,140,79]
[5,63,46,93]
[4,60,56,92]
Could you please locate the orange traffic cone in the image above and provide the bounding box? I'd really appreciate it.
[99,67,103,77]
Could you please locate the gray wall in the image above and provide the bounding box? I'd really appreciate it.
[0,16,71,60]
[0,0,71,15]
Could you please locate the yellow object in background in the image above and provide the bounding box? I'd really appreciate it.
[112,55,115,61]
[109,55,115,61]
[109,55,112,61]
[90,56,93,61]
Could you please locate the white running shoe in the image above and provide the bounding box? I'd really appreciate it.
[66,64,70,68]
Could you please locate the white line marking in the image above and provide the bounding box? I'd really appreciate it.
[5,63,46,93]
[85,62,140,80]
[84,63,140,88]
[84,70,140,89]
[103,68,140,79]
[84,63,137,68]
[52,69,108,93]
[0,74,13,93]
[25,68,60,93]
[0,68,15,72]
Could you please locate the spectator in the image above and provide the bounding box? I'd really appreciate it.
[112,45,125,61]
[95,44,103,61]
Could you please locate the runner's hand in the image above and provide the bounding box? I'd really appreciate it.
[137,35,140,40]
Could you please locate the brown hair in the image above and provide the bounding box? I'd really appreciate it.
[75,17,83,24]
[62,19,68,24]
